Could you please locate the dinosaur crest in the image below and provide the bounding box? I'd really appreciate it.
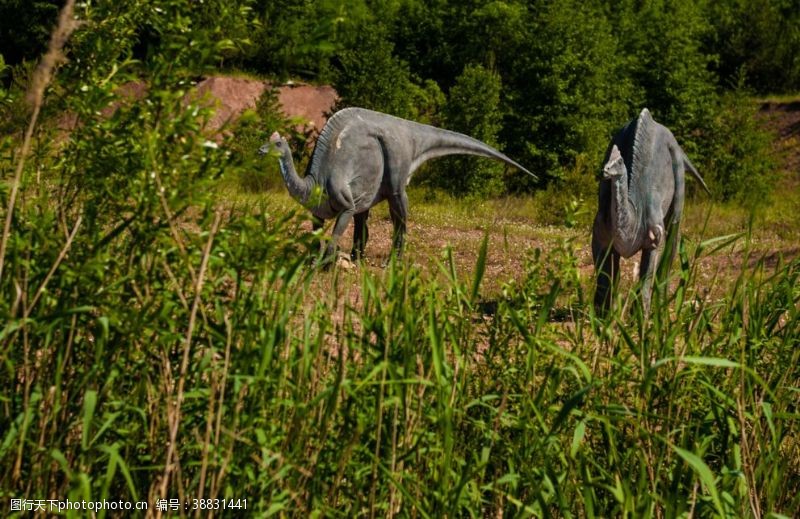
[631,108,655,175]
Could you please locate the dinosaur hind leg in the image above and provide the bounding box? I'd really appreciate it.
[388,190,409,259]
[351,210,370,261]
[656,145,687,280]
[322,189,356,268]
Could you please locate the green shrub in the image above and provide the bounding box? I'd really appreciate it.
[701,87,775,205]
[529,153,598,227]
[231,87,311,193]
[502,0,635,191]
[706,0,800,94]
[433,64,505,199]
[333,26,412,117]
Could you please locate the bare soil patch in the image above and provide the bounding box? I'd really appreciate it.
[758,100,800,178]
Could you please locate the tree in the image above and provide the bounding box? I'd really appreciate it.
[705,0,800,94]
[610,0,717,156]
[502,0,635,191]
[435,64,505,198]
[333,25,443,121]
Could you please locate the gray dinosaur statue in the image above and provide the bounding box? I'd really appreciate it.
[260,107,535,263]
[592,108,710,315]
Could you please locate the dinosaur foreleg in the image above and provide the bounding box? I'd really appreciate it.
[388,191,409,259]
[323,208,354,267]
[592,232,619,316]
[351,210,370,261]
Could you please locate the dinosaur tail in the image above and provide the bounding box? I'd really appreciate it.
[683,154,711,196]
[410,126,537,180]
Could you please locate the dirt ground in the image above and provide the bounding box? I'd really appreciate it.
[758,100,800,177]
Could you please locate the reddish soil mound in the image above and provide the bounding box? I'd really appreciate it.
[277,83,338,132]
[194,76,338,136]
[61,76,338,137]
[194,76,269,131]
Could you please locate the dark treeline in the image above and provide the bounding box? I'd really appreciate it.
[2,0,796,200]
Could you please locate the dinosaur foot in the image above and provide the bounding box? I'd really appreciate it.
[336,251,356,270]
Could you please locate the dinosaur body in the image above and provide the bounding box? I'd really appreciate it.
[592,108,710,314]
[261,107,534,262]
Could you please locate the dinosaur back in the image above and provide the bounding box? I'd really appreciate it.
[630,108,656,176]
[305,107,367,178]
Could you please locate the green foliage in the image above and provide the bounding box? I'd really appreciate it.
[333,25,443,120]
[249,0,373,81]
[706,0,800,94]
[528,154,598,227]
[702,88,776,205]
[611,0,717,156]
[0,0,59,66]
[231,88,312,193]
[434,64,505,199]
[502,0,635,191]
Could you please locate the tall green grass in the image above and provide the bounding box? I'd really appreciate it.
[1,2,798,516]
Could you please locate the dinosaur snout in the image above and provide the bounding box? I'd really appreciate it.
[603,144,624,179]
[603,162,623,179]
[259,132,284,156]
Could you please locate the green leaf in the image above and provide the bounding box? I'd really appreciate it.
[81,390,97,451]
[672,446,725,515]
[471,230,489,303]
[570,419,587,459]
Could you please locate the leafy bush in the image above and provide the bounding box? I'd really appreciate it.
[231,87,312,193]
[701,87,776,205]
[501,0,635,191]
[432,64,505,199]
[334,25,441,119]
[611,0,718,158]
[528,153,598,227]
[706,0,800,94]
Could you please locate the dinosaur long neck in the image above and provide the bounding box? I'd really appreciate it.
[278,149,314,204]
[408,126,531,176]
[610,169,640,252]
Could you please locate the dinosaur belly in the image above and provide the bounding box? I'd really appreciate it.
[613,237,644,259]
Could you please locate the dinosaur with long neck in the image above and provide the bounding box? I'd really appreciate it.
[260,107,535,263]
[592,108,710,315]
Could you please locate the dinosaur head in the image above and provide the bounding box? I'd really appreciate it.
[258,131,287,156]
[602,144,626,179]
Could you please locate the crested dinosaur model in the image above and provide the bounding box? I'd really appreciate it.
[260,107,535,264]
[592,108,710,315]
